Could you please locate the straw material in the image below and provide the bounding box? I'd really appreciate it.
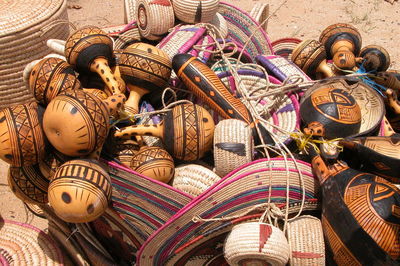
[0,218,64,265]
[224,222,290,265]
[137,158,320,265]
[189,35,216,64]
[172,164,221,197]
[218,2,273,63]
[214,119,253,177]
[301,79,385,137]
[287,215,325,265]
[218,70,300,145]
[124,0,137,23]
[0,0,69,108]
[106,161,193,248]
[271,38,302,59]
[173,0,219,24]
[137,0,175,41]
[249,3,269,32]
[210,12,229,38]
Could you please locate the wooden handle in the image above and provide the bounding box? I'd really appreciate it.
[374,72,400,90]
[316,60,335,77]
[114,124,164,140]
[173,54,252,124]
[124,84,149,116]
[385,89,400,114]
[90,58,124,95]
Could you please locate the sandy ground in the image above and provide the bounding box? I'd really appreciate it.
[1,0,399,231]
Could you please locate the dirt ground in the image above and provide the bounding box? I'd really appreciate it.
[1,0,399,231]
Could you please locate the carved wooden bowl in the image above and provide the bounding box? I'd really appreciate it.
[300,86,361,139]
[0,101,46,166]
[116,43,172,115]
[291,39,334,79]
[319,23,362,69]
[65,26,123,95]
[8,165,49,205]
[130,146,174,183]
[29,57,76,105]
[115,103,215,161]
[48,159,112,223]
[359,45,391,72]
[43,90,110,157]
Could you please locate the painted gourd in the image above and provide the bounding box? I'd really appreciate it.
[308,146,400,264]
[64,26,124,95]
[83,88,109,100]
[116,43,172,116]
[114,103,214,161]
[130,146,174,183]
[359,45,390,72]
[114,143,141,167]
[48,159,112,223]
[43,90,110,157]
[300,86,361,139]
[319,23,362,70]
[8,165,49,205]
[340,136,400,184]
[0,101,46,166]
[291,39,336,79]
[29,57,76,105]
[374,72,400,91]
[39,148,73,180]
[172,54,274,145]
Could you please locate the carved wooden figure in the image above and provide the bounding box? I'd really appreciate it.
[114,103,214,161]
[291,39,336,79]
[43,90,110,157]
[130,146,174,183]
[48,159,112,223]
[8,165,49,205]
[116,43,172,116]
[64,26,125,95]
[0,101,46,166]
[319,23,362,70]
[300,86,361,139]
[307,146,400,265]
[29,57,77,105]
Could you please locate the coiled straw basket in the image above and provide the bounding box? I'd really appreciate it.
[0,0,70,108]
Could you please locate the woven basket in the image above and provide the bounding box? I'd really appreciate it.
[218,2,273,63]
[136,0,175,41]
[124,0,137,23]
[137,158,320,265]
[0,218,64,265]
[287,215,325,265]
[214,119,253,177]
[210,12,229,38]
[0,0,70,108]
[172,164,221,197]
[173,0,219,24]
[249,2,269,32]
[271,38,302,59]
[224,222,290,265]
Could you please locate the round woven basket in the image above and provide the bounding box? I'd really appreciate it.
[271,38,302,59]
[173,0,219,24]
[0,218,64,265]
[136,0,175,41]
[0,0,70,109]
[214,119,253,177]
[224,222,290,265]
[210,13,229,39]
[172,164,221,197]
[286,215,325,265]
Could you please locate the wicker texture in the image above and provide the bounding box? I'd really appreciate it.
[172,164,221,197]
[218,2,273,63]
[0,218,64,265]
[173,0,219,24]
[137,0,175,41]
[137,158,320,265]
[124,0,137,23]
[224,222,290,265]
[271,38,302,59]
[249,2,269,31]
[210,12,229,38]
[287,215,325,265]
[0,0,69,108]
[214,119,253,177]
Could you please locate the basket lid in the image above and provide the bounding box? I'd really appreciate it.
[0,0,65,37]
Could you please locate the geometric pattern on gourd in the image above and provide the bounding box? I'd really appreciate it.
[9,102,43,166]
[122,53,170,87]
[9,166,48,204]
[293,40,321,70]
[344,175,400,260]
[130,147,170,169]
[174,104,200,161]
[69,90,109,151]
